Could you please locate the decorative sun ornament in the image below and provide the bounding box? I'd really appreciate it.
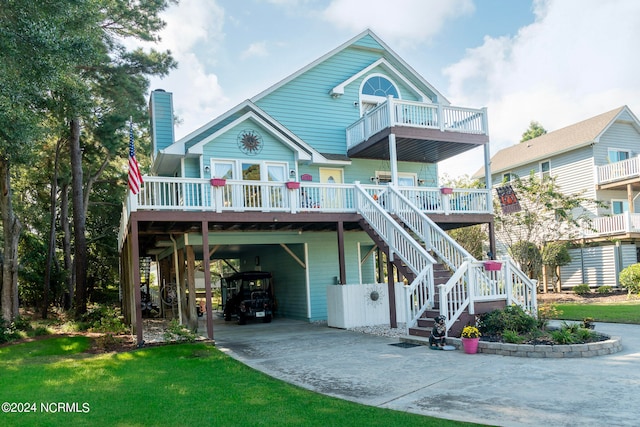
[237,129,263,156]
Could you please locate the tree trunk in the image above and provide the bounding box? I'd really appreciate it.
[70,118,88,318]
[61,181,73,310]
[43,140,62,319]
[0,157,21,322]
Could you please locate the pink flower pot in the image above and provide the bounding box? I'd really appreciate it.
[462,337,479,354]
[440,187,453,195]
[210,178,226,187]
[484,261,502,271]
[285,181,300,190]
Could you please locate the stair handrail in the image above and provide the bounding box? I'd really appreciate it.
[354,183,436,330]
[503,257,538,314]
[438,259,472,331]
[387,185,474,270]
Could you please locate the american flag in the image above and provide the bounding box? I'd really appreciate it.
[128,121,143,194]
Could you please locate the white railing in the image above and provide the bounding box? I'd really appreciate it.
[346,97,487,148]
[595,156,640,185]
[397,187,491,215]
[387,186,473,271]
[584,212,640,236]
[354,184,436,330]
[381,185,536,331]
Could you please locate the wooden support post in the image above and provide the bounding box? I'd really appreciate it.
[202,221,214,340]
[186,246,198,331]
[131,218,144,347]
[387,258,397,328]
[337,220,346,285]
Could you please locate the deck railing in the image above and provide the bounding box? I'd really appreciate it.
[583,212,640,236]
[595,156,640,185]
[346,97,488,149]
[125,177,493,215]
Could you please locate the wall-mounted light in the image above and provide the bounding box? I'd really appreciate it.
[204,165,210,174]
[255,256,260,266]
[289,169,296,178]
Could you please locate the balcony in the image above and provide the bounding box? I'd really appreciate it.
[119,177,492,248]
[595,156,640,190]
[583,212,640,238]
[346,98,489,162]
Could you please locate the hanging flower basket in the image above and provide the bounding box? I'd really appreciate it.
[440,187,453,195]
[484,261,502,271]
[285,181,300,190]
[210,178,226,187]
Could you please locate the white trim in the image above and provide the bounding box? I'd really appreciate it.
[539,159,550,179]
[187,111,312,161]
[331,59,428,102]
[251,29,448,105]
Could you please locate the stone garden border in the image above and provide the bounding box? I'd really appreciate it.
[448,335,622,358]
[402,335,622,358]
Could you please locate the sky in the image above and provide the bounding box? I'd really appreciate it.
[140,0,640,180]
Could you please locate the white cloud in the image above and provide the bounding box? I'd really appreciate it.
[145,0,229,139]
[321,0,474,46]
[441,0,640,178]
[240,41,269,60]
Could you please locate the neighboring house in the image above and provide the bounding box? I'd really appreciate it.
[474,106,640,289]
[119,30,535,345]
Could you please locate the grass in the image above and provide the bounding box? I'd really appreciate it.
[0,338,477,427]
[553,301,640,324]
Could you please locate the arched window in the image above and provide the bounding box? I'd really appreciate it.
[361,76,399,98]
[359,75,400,114]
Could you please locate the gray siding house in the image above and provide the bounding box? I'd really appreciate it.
[475,106,640,289]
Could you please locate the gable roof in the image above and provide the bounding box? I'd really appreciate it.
[474,106,635,179]
[251,29,449,105]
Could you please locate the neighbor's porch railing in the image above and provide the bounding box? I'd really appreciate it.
[346,97,488,149]
[583,212,640,236]
[595,156,640,185]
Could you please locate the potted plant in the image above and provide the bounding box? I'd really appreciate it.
[461,325,481,354]
[440,187,453,195]
[210,178,226,187]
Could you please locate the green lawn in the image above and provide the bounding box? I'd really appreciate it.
[0,337,478,427]
[553,301,640,324]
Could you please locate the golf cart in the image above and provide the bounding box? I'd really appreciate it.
[222,271,274,324]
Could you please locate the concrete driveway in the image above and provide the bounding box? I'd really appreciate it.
[209,316,639,426]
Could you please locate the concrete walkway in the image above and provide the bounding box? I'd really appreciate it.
[209,317,639,426]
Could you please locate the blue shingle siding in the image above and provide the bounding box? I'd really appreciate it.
[150,90,175,155]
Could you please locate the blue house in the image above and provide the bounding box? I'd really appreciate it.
[119,30,536,345]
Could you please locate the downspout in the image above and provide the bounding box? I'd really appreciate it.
[170,234,183,325]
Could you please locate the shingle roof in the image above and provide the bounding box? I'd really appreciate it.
[473,106,627,178]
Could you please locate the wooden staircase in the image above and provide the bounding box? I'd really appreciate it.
[407,264,475,338]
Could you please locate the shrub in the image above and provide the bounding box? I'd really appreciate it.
[82,304,128,334]
[163,319,197,343]
[551,328,575,344]
[0,317,23,344]
[479,305,537,336]
[619,263,640,295]
[573,284,591,296]
[537,303,562,329]
[596,285,612,294]
[502,330,525,344]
